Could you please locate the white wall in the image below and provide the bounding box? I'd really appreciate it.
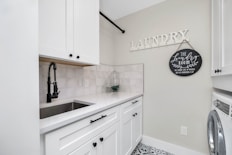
[112,0,212,154]
[0,0,40,155]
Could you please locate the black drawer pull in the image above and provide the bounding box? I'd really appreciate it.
[90,115,107,124]
[132,100,138,104]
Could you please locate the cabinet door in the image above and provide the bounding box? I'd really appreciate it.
[73,0,99,64]
[99,123,120,155]
[39,0,99,65]
[120,97,143,155]
[120,111,133,155]
[132,109,143,147]
[39,0,72,60]
[221,0,232,75]
[69,138,98,155]
[211,0,222,76]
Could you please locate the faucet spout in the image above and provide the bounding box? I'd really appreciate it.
[47,62,59,103]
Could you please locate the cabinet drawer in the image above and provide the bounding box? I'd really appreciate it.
[121,97,142,115]
[45,106,120,155]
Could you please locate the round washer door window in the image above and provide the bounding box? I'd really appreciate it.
[207,110,226,155]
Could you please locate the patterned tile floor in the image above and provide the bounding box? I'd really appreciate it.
[131,143,175,155]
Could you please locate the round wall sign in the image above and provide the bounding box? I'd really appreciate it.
[169,49,202,76]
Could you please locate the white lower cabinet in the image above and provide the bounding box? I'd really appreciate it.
[120,114,133,155]
[69,123,119,155]
[120,97,143,155]
[132,108,142,146]
[69,137,98,155]
[98,123,120,155]
[41,96,143,155]
[44,106,120,155]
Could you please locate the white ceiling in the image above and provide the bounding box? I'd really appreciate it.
[100,0,166,20]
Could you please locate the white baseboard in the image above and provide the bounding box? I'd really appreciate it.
[142,135,207,155]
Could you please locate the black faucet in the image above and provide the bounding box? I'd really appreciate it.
[47,62,59,103]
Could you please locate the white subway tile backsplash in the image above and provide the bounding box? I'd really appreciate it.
[39,62,143,103]
[57,78,67,89]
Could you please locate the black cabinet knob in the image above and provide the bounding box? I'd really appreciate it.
[76,55,80,59]
[133,113,138,117]
[215,69,220,73]
[69,54,73,57]
[100,137,104,142]
[93,142,97,147]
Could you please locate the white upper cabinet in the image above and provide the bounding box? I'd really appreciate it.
[73,0,99,64]
[221,0,232,74]
[39,0,99,65]
[212,0,232,76]
[211,0,221,76]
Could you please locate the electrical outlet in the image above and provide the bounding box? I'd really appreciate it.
[180,126,188,136]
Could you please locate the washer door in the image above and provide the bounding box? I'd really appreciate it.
[207,110,226,155]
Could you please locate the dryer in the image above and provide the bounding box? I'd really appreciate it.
[207,92,232,155]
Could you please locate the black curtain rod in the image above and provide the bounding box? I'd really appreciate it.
[99,11,125,34]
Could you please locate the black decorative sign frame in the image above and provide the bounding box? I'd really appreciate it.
[169,48,202,76]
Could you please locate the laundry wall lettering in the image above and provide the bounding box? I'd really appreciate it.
[130,29,189,51]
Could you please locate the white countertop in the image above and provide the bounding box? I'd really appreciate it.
[40,92,143,134]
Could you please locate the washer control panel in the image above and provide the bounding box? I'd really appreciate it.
[214,100,230,115]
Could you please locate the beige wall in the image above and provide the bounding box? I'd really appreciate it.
[100,16,117,65]
[111,0,212,153]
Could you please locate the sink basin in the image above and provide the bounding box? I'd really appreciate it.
[40,102,90,119]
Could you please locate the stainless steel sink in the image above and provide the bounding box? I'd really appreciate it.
[40,102,90,119]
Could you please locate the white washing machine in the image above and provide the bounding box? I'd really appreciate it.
[207,92,232,155]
